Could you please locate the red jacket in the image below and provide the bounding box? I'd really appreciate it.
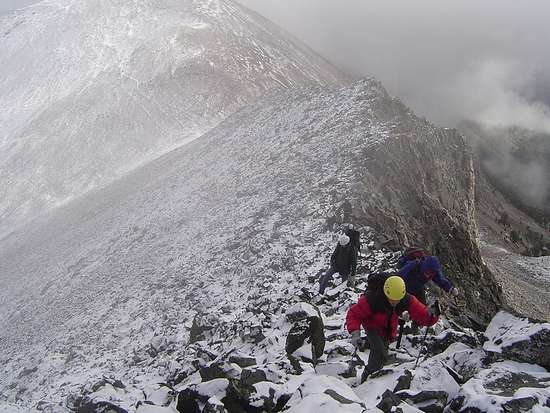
[346,292,438,341]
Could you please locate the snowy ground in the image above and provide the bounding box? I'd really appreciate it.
[478,230,550,321]
[0,79,393,409]
[0,0,344,236]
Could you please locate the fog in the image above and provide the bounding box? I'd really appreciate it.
[238,0,550,133]
[0,0,37,14]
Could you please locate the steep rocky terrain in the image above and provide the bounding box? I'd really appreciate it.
[458,122,550,321]
[0,0,345,236]
[0,78,506,410]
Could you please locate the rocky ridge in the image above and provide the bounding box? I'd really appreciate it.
[0,0,345,235]
[0,79,503,408]
[17,249,550,413]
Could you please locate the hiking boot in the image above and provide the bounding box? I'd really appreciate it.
[360,369,370,384]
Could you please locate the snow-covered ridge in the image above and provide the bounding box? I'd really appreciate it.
[0,0,345,236]
[0,79,390,408]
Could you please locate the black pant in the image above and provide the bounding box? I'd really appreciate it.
[319,267,348,294]
[360,330,389,382]
[409,286,426,332]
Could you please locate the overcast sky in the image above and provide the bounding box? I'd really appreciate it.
[237,0,550,132]
[2,0,550,131]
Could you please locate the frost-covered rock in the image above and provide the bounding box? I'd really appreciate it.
[434,342,486,382]
[285,375,365,413]
[190,314,217,344]
[136,404,179,413]
[484,310,550,369]
[451,361,550,413]
[144,385,174,407]
[285,302,321,323]
[228,355,257,368]
[396,390,448,413]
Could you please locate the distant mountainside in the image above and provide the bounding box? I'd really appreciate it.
[0,0,345,236]
[0,78,503,409]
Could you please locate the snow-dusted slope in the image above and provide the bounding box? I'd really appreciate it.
[0,79,391,409]
[0,0,344,235]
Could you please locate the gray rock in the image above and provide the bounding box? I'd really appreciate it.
[393,370,413,392]
[200,363,227,382]
[190,313,216,344]
[240,368,267,386]
[176,388,201,413]
[228,355,257,368]
[501,396,538,412]
[376,389,402,413]
[285,310,325,362]
[397,390,448,413]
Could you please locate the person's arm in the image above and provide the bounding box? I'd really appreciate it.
[429,257,453,292]
[346,295,371,333]
[408,295,438,326]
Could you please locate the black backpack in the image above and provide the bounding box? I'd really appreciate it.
[365,272,391,293]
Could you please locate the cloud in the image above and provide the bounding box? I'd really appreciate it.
[237,0,550,131]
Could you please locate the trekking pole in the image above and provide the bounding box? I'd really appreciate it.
[414,300,440,369]
[414,325,430,369]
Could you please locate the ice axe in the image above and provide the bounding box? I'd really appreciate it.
[414,299,441,369]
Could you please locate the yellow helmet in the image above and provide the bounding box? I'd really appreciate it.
[383,276,406,301]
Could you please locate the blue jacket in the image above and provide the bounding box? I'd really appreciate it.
[398,256,452,293]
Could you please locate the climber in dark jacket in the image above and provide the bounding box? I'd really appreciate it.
[319,234,357,294]
[346,275,439,382]
[398,255,458,304]
[345,224,361,253]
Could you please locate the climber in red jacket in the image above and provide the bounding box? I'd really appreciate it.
[346,274,439,383]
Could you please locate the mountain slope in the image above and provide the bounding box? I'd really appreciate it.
[0,0,345,236]
[0,79,503,409]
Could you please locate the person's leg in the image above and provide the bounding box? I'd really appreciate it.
[319,268,336,294]
[410,286,426,333]
[360,330,389,382]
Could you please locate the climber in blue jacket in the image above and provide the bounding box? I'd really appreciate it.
[398,255,458,305]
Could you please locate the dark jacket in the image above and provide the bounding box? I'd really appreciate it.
[346,291,437,341]
[398,256,452,293]
[345,228,361,251]
[330,243,356,276]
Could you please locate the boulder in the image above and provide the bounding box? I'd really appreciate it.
[189,313,217,344]
[135,404,179,413]
[285,302,321,323]
[285,375,365,412]
[396,390,448,413]
[451,360,550,412]
[144,385,173,407]
[228,355,257,368]
[433,342,485,382]
[285,304,325,362]
[199,362,240,382]
[176,388,201,413]
[484,311,550,370]
[202,396,227,413]
[76,400,128,413]
[376,389,402,413]
[240,368,267,386]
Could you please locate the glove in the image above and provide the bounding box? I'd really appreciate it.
[400,310,410,322]
[450,287,459,297]
[429,300,441,317]
[350,330,362,348]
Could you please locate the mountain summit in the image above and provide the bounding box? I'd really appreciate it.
[0,0,344,235]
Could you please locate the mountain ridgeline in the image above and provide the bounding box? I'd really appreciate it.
[0,0,344,236]
[0,0,514,409]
